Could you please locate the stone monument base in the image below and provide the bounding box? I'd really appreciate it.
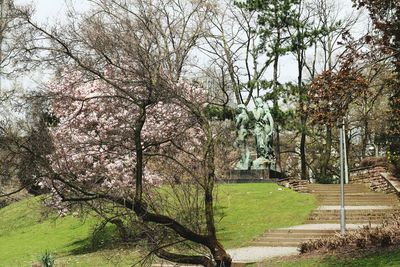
[222,168,283,183]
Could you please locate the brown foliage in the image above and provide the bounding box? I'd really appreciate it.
[300,213,400,254]
[308,67,369,126]
[359,156,388,168]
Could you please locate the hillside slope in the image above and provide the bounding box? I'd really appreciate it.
[0,183,316,266]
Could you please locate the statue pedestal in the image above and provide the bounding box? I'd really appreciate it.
[225,168,282,183]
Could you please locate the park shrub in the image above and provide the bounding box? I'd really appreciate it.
[39,250,55,267]
[299,213,400,253]
[359,156,388,168]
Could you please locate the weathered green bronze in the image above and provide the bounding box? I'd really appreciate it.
[233,98,275,170]
[233,104,252,170]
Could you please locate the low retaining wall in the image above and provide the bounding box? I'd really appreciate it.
[278,178,310,193]
[349,165,397,194]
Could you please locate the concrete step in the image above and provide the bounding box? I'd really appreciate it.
[262,232,334,237]
[307,214,389,219]
[254,237,324,243]
[310,210,398,215]
[311,191,371,194]
[308,185,369,192]
[309,214,389,218]
[317,202,398,206]
[308,217,390,221]
[310,189,371,192]
[264,229,340,234]
[317,195,397,198]
[317,200,398,203]
[318,203,397,206]
[318,200,397,203]
[306,219,385,224]
[251,241,304,247]
[308,184,367,187]
[315,194,396,198]
[251,183,397,248]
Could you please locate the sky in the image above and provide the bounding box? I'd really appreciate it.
[15,0,90,21]
[12,0,369,90]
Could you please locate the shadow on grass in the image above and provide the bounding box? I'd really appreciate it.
[65,224,136,256]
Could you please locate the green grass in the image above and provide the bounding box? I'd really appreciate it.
[0,197,139,266]
[0,183,316,266]
[265,249,400,267]
[216,183,317,248]
[0,197,96,266]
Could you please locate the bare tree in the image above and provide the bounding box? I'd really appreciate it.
[12,0,234,265]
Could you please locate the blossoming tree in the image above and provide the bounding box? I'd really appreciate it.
[18,0,233,265]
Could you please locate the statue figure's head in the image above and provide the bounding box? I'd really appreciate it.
[263,102,270,112]
[237,104,246,111]
[255,97,263,108]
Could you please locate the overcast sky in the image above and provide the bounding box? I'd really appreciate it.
[13,0,368,89]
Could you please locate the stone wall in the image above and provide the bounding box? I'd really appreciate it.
[278,178,310,193]
[349,166,397,194]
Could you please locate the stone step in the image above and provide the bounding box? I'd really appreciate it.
[308,184,367,187]
[263,232,335,237]
[309,214,389,217]
[316,192,396,195]
[317,200,398,203]
[311,187,370,190]
[308,216,391,221]
[254,237,325,243]
[308,216,389,221]
[318,201,398,204]
[317,194,397,197]
[263,229,340,234]
[317,203,398,206]
[310,191,372,194]
[308,211,393,216]
[310,212,390,216]
[310,210,398,215]
[308,185,369,191]
[306,219,384,224]
[251,183,397,248]
[251,241,302,247]
[320,205,397,208]
[318,200,398,203]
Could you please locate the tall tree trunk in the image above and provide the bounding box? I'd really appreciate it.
[361,117,369,158]
[321,125,332,180]
[389,8,400,171]
[204,123,232,267]
[273,47,281,171]
[296,0,308,180]
[298,54,307,180]
[300,115,307,180]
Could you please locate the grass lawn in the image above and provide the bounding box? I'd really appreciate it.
[215,183,317,248]
[0,183,316,266]
[0,197,139,267]
[264,248,400,267]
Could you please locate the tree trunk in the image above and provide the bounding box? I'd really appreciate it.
[131,106,232,266]
[300,121,307,180]
[361,117,369,158]
[203,126,232,266]
[320,125,332,180]
[273,46,281,171]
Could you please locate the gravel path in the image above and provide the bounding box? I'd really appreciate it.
[227,246,299,262]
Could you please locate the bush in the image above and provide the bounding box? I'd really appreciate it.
[300,213,400,254]
[39,251,55,267]
[359,156,387,168]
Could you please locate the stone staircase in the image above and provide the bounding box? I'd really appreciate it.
[251,229,338,247]
[250,183,400,247]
